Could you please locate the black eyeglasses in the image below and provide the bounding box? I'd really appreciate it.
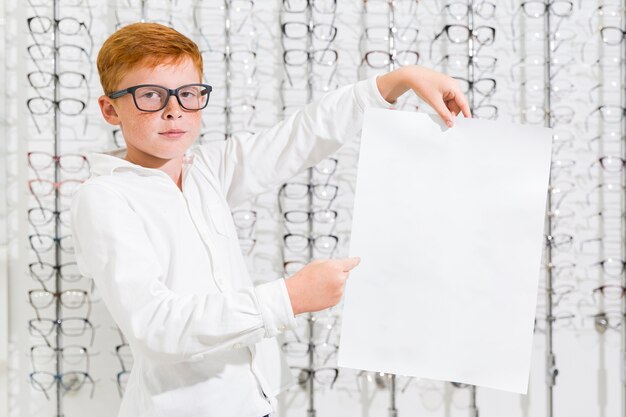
[28,70,89,89]
[291,366,339,389]
[27,44,91,62]
[361,50,420,69]
[278,182,338,213]
[29,261,83,283]
[27,97,86,116]
[30,370,95,400]
[27,16,90,35]
[431,24,495,48]
[30,344,92,372]
[429,24,496,59]
[28,207,71,228]
[284,233,338,253]
[284,209,337,224]
[453,77,496,97]
[28,289,91,317]
[279,183,338,200]
[29,317,95,346]
[282,22,337,42]
[108,83,212,112]
[29,233,74,254]
[27,16,94,56]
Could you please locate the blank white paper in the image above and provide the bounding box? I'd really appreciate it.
[338,108,553,394]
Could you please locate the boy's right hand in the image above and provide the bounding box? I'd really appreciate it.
[284,257,361,316]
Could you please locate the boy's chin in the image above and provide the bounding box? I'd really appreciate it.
[128,143,191,162]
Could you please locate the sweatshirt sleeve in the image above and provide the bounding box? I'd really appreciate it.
[70,182,297,364]
[192,76,393,208]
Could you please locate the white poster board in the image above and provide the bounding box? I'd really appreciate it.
[338,109,552,394]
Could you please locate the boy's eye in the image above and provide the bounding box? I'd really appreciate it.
[179,88,199,98]
[141,91,161,99]
[136,88,165,100]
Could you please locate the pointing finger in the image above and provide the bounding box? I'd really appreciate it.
[340,256,361,272]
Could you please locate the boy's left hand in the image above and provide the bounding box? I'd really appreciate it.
[376,65,472,128]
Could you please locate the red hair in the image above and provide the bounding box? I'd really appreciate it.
[97,23,203,94]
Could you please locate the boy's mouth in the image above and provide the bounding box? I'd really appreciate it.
[159,129,187,139]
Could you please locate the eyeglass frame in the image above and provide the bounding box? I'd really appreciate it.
[429,24,496,60]
[29,370,96,400]
[28,317,96,347]
[290,366,339,389]
[29,261,84,284]
[108,83,213,112]
[30,344,93,373]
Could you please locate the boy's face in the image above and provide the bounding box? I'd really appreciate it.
[98,57,202,163]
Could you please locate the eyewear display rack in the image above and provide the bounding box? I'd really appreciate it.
[52,2,65,416]
[619,0,626,417]
[222,0,233,133]
[278,1,339,416]
[543,2,557,416]
[26,0,92,415]
[220,0,258,250]
[381,2,399,417]
[464,2,479,416]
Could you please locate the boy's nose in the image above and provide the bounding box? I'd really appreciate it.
[162,95,182,119]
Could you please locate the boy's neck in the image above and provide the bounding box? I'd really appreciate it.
[124,146,184,191]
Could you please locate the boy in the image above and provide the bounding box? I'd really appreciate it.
[70,23,470,417]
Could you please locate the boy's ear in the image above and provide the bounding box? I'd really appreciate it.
[98,95,121,126]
